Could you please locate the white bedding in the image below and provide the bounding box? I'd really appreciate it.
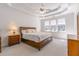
[22,32,52,42]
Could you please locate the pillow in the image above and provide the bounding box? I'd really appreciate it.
[27,29,36,33]
[22,29,36,33]
[22,30,27,33]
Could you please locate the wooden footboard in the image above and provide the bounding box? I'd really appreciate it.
[21,37,52,51]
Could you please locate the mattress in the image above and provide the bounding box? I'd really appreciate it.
[22,32,52,42]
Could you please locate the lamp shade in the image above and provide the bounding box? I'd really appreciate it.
[8,22,18,35]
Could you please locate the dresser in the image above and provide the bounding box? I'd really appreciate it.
[68,34,79,56]
[8,35,21,46]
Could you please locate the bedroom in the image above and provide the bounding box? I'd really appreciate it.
[0,3,78,56]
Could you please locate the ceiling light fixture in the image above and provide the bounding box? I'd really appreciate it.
[40,3,47,14]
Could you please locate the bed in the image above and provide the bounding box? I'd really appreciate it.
[19,27,52,50]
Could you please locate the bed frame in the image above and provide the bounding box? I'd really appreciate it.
[19,27,52,51]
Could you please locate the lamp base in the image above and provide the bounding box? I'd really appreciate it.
[13,32,16,35]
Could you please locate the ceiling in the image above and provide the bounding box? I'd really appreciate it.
[0,3,79,17]
[7,3,68,16]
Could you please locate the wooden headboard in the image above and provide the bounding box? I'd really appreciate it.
[19,27,36,38]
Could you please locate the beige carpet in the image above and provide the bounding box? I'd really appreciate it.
[0,38,67,56]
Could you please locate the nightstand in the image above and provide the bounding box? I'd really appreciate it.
[8,35,21,46]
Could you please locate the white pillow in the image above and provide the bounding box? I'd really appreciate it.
[22,29,36,33]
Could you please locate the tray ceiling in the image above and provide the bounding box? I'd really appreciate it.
[0,3,79,17]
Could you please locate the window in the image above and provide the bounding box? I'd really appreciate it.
[44,21,50,26]
[57,18,66,32]
[44,20,51,32]
[41,18,66,32]
[50,20,56,25]
[50,20,57,32]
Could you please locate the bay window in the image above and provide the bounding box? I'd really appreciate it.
[41,18,66,32]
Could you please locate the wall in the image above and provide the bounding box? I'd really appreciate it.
[0,5,39,47]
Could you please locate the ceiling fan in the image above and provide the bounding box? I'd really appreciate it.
[39,3,61,14]
[40,3,46,11]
